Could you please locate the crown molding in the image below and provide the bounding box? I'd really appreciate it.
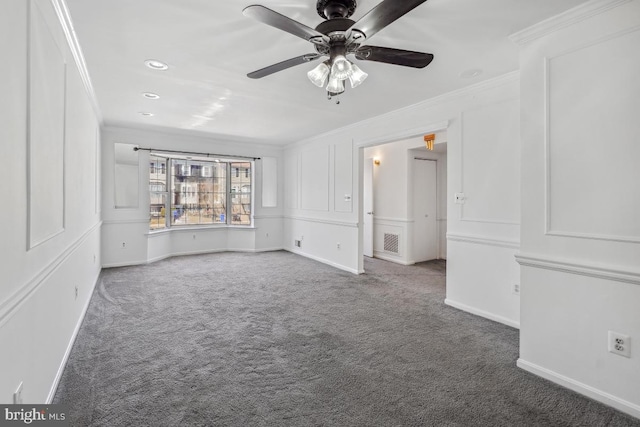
[509,0,632,46]
[50,0,103,124]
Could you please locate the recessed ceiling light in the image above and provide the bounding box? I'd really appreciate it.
[142,92,160,100]
[459,69,483,79]
[139,112,154,117]
[144,59,168,71]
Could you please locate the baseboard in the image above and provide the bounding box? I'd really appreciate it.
[444,298,520,329]
[372,252,414,266]
[46,269,101,403]
[285,249,359,274]
[517,359,640,420]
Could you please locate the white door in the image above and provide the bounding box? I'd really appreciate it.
[413,158,438,262]
[363,158,374,257]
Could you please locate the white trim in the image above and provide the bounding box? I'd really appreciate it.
[354,121,450,149]
[0,221,102,328]
[285,248,359,274]
[145,247,285,265]
[374,216,414,224]
[509,0,632,46]
[515,253,640,286]
[284,215,358,228]
[46,269,100,403]
[253,214,284,220]
[51,0,103,123]
[447,232,520,250]
[102,218,150,225]
[445,298,520,329]
[517,359,640,419]
[372,252,414,266]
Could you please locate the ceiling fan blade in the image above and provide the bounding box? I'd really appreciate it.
[348,0,428,41]
[243,5,329,45]
[248,54,321,79]
[354,46,433,68]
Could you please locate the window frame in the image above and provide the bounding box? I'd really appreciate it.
[149,153,254,231]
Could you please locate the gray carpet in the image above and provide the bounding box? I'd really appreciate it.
[54,251,640,426]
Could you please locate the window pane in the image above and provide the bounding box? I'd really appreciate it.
[230,162,251,225]
[149,155,168,230]
[149,193,167,229]
[170,159,228,225]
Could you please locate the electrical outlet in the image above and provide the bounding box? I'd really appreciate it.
[294,240,302,248]
[75,286,78,300]
[121,242,126,249]
[512,284,520,295]
[13,382,23,404]
[608,331,631,358]
[337,242,341,250]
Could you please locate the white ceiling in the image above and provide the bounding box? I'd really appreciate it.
[65,0,588,146]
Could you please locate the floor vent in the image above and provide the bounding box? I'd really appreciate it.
[383,233,399,254]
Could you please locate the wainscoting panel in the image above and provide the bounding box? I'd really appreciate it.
[546,27,640,242]
[28,0,66,249]
[460,99,520,225]
[300,146,329,212]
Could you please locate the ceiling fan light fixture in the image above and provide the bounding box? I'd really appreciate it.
[326,75,345,94]
[330,55,353,81]
[307,62,330,88]
[348,63,368,88]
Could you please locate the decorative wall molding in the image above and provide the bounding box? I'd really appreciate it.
[51,0,103,123]
[509,0,632,46]
[543,27,640,244]
[27,0,67,250]
[445,298,520,329]
[284,215,358,228]
[0,222,102,328]
[253,214,285,220]
[515,253,640,286]
[374,216,414,224]
[447,233,520,250]
[517,359,640,419]
[459,99,521,226]
[102,218,150,225]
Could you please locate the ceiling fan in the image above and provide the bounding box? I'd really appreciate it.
[243,0,434,101]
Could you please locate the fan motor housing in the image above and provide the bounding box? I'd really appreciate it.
[317,0,357,19]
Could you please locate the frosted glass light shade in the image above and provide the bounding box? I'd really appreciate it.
[326,76,345,94]
[348,64,368,88]
[307,62,330,88]
[330,55,353,80]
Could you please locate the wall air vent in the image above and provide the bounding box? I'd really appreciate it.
[383,233,399,254]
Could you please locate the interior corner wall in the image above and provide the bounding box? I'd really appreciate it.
[100,126,285,267]
[516,0,640,418]
[0,0,102,403]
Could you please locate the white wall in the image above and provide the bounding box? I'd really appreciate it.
[284,73,522,327]
[101,126,285,267]
[0,0,102,403]
[364,137,448,264]
[514,0,640,418]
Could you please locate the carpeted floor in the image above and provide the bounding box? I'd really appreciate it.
[54,251,640,426]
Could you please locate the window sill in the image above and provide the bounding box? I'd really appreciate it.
[147,224,255,236]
